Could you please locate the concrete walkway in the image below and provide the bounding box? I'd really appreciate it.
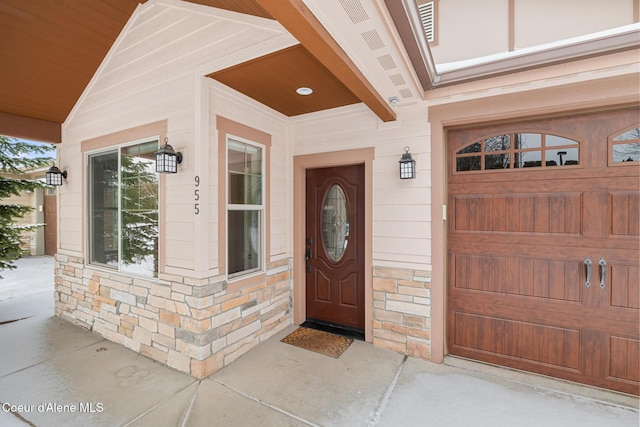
[0,257,638,426]
[0,256,54,324]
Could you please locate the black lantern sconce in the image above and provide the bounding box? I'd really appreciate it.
[399,146,416,179]
[45,165,68,186]
[155,137,183,174]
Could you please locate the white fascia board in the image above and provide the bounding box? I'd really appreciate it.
[437,23,640,84]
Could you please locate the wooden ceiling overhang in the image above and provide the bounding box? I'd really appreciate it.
[209,45,361,117]
[0,0,394,143]
[0,0,144,143]
[253,0,395,122]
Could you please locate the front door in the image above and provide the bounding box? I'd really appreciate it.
[305,164,365,332]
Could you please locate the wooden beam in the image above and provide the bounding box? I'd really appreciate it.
[0,112,61,143]
[256,0,396,122]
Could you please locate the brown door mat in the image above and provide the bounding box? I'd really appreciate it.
[281,327,353,358]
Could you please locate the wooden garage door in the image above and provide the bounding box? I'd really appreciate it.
[447,107,639,395]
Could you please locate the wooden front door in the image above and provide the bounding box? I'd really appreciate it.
[447,107,640,394]
[305,165,365,331]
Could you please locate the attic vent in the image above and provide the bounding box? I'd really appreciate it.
[339,0,369,24]
[377,54,397,70]
[390,74,406,86]
[361,29,385,50]
[419,1,435,43]
[399,88,413,99]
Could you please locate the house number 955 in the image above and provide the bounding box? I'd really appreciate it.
[194,175,200,215]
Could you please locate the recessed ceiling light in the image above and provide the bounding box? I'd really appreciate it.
[296,87,313,95]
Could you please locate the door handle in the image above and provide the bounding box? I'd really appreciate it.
[598,257,607,289]
[305,249,313,273]
[584,257,592,288]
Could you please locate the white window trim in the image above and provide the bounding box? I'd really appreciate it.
[225,134,266,281]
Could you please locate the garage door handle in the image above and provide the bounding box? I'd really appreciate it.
[599,257,607,289]
[584,257,592,288]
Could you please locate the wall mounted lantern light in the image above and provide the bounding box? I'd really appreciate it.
[399,146,416,179]
[155,137,183,174]
[45,165,67,186]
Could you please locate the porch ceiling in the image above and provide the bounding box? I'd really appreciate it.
[0,0,393,144]
[208,45,361,117]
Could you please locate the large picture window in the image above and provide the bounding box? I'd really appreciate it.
[88,140,159,277]
[227,138,264,278]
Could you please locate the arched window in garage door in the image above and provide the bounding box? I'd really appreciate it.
[454,132,580,172]
[610,125,640,165]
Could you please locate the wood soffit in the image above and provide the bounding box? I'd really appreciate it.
[0,0,393,143]
[208,45,361,117]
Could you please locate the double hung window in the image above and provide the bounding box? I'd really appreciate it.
[88,140,159,277]
[227,138,264,278]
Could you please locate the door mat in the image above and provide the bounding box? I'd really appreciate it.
[281,327,353,358]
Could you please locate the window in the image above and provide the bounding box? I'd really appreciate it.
[611,127,640,164]
[455,132,580,172]
[88,140,158,277]
[227,138,264,278]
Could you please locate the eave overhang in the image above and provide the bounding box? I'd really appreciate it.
[385,0,640,91]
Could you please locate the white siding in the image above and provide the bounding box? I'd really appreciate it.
[431,0,635,64]
[514,0,635,48]
[208,82,292,270]
[60,1,294,276]
[430,0,509,64]
[293,104,431,271]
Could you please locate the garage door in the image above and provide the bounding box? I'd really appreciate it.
[447,107,639,395]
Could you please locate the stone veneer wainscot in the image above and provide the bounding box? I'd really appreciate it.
[54,254,293,379]
[372,267,432,360]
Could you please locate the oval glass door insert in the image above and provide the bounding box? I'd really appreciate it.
[322,184,350,262]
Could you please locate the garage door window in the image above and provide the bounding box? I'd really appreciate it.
[610,126,639,164]
[455,132,579,172]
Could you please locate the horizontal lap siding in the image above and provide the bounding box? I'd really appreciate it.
[57,3,295,379]
[267,133,291,258]
[208,82,291,271]
[61,3,290,272]
[293,105,431,271]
